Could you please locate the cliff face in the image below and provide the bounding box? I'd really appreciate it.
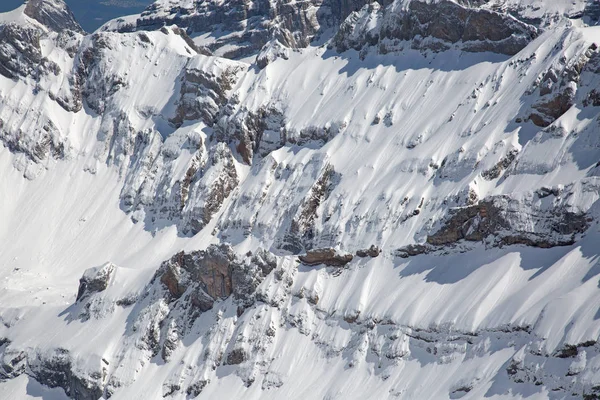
[1,1,600,399]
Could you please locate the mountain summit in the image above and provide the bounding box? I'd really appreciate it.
[24,0,83,33]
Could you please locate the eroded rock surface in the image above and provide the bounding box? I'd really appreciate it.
[299,248,354,266]
[76,263,116,302]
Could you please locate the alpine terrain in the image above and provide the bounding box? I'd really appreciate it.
[1,0,600,399]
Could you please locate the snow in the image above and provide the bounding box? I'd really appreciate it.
[1,0,600,399]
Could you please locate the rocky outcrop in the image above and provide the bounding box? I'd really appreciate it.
[159,244,236,301]
[104,0,539,60]
[0,23,58,80]
[182,143,239,235]
[397,190,591,258]
[29,349,103,400]
[24,0,83,34]
[283,164,340,253]
[427,197,588,248]
[481,148,519,181]
[171,57,245,127]
[256,39,290,69]
[0,341,26,381]
[104,0,325,58]
[157,244,277,310]
[528,44,598,127]
[122,245,283,363]
[299,248,354,266]
[334,0,538,57]
[76,263,116,302]
[356,245,381,258]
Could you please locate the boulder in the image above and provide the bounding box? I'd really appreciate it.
[356,245,381,258]
[76,263,115,302]
[299,248,354,267]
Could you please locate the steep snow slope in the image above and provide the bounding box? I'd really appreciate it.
[1,0,600,399]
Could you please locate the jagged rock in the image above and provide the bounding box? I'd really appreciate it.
[225,348,247,365]
[159,245,278,313]
[284,164,339,253]
[335,0,538,56]
[183,143,239,235]
[76,263,116,302]
[334,2,383,54]
[160,244,236,301]
[216,107,287,165]
[187,380,209,397]
[162,383,181,397]
[0,23,57,80]
[481,149,519,181]
[104,0,327,58]
[395,244,430,258]
[530,88,576,127]
[171,57,245,128]
[0,343,26,381]
[256,39,291,69]
[356,245,381,258]
[426,195,589,248]
[299,248,354,266]
[29,349,103,400]
[24,0,83,33]
[529,44,599,127]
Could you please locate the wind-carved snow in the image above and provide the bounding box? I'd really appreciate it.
[1,0,600,399]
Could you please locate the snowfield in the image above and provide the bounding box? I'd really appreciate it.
[1,0,600,399]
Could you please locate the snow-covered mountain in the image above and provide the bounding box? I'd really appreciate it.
[1,0,600,399]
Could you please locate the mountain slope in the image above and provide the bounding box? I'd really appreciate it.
[1,0,600,399]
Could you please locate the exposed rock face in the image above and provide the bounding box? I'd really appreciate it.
[182,143,239,235]
[76,263,116,302]
[428,198,589,248]
[528,44,598,127]
[397,189,591,258]
[356,245,381,257]
[0,23,55,80]
[0,342,26,381]
[157,245,277,312]
[160,244,236,301]
[334,0,538,56]
[283,163,340,253]
[105,0,326,58]
[299,248,354,266]
[102,0,542,60]
[24,0,83,33]
[29,349,103,400]
[117,245,283,365]
[256,39,291,69]
[481,148,519,181]
[171,57,246,127]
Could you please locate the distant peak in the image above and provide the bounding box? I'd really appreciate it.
[24,0,84,33]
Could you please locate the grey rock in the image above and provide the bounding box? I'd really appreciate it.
[171,59,244,128]
[159,244,236,301]
[29,348,103,400]
[356,245,381,258]
[256,39,290,69]
[24,0,83,33]
[76,263,116,302]
[335,0,538,56]
[426,195,589,248]
[0,342,26,381]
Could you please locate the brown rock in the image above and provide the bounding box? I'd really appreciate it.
[299,248,353,267]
